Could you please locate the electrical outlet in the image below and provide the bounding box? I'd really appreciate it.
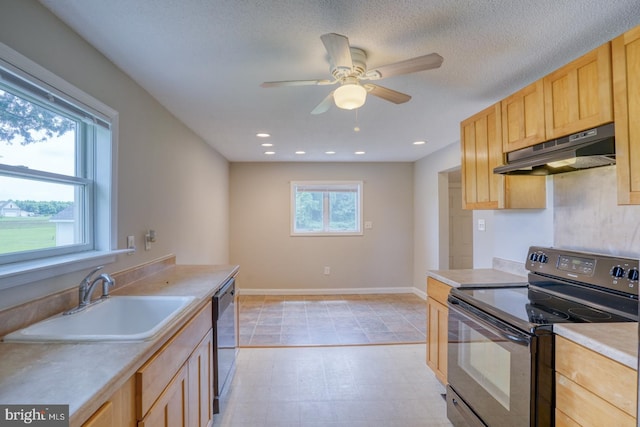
[323,266,331,275]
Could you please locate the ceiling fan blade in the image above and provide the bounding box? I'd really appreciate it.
[365,53,443,79]
[311,92,334,115]
[320,33,353,71]
[364,84,411,104]
[261,79,334,88]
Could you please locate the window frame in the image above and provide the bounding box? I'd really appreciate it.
[290,180,363,236]
[0,41,122,290]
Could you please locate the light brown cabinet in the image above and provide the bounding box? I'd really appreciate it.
[501,80,546,153]
[426,277,451,384]
[461,103,546,210]
[612,26,640,205]
[82,376,136,427]
[500,43,612,153]
[543,42,613,140]
[555,335,637,427]
[139,364,189,427]
[188,331,214,427]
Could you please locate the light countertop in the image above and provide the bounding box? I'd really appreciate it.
[554,322,638,370]
[0,264,239,427]
[427,268,528,288]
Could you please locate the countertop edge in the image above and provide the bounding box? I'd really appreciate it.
[426,268,528,288]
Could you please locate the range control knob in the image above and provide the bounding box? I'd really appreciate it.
[529,253,539,262]
[538,254,549,264]
[611,266,626,278]
[628,268,639,281]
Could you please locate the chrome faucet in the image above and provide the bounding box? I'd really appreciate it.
[64,266,115,315]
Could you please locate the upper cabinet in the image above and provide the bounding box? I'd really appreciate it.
[501,80,546,153]
[500,42,613,153]
[543,43,613,139]
[612,26,640,205]
[461,103,546,210]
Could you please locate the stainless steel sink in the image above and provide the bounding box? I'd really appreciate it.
[3,295,195,342]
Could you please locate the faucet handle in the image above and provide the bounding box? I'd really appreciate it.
[81,266,104,285]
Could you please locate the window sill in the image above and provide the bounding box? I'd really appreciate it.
[0,249,133,291]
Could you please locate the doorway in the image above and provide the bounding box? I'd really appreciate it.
[438,169,473,269]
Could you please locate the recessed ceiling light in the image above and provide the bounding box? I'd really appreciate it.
[256,133,270,138]
[261,142,273,147]
[325,151,336,155]
[413,140,426,145]
[355,151,365,155]
[295,151,306,155]
[264,151,275,155]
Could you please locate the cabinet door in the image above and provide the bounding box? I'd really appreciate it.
[426,297,448,384]
[188,330,213,427]
[461,104,545,209]
[544,42,613,139]
[613,26,640,205]
[82,402,113,427]
[502,80,546,152]
[139,364,189,427]
[82,376,136,427]
[461,103,503,209]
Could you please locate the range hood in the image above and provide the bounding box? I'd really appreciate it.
[494,122,615,175]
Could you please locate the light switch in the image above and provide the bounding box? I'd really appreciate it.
[364,221,373,229]
[478,219,486,232]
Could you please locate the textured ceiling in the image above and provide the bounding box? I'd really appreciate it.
[40,0,640,162]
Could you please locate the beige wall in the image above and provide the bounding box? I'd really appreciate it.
[229,162,413,293]
[0,0,229,309]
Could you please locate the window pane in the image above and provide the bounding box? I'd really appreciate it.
[0,87,77,175]
[0,176,85,255]
[292,181,362,235]
[295,191,323,232]
[329,191,357,231]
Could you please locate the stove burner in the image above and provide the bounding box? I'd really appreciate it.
[568,307,612,320]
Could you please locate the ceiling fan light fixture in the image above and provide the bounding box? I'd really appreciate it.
[333,83,366,110]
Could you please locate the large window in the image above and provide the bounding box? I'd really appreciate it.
[291,181,362,236]
[0,43,118,289]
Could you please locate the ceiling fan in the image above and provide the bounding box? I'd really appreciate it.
[260,33,443,114]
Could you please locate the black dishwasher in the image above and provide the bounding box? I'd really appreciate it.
[212,276,236,414]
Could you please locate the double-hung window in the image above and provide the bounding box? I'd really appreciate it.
[291,181,363,236]
[0,44,117,289]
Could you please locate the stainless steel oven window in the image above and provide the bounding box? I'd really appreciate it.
[458,320,512,410]
[447,301,533,426]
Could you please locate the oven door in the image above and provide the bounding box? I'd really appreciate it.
[447,297,533,427]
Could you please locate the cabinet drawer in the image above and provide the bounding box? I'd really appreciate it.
[136,301,212,418]
[555,335,637,416]
[427,277,451,306]
[556,374,635,427]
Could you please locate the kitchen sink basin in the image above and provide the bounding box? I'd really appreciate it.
[2,295,195,342]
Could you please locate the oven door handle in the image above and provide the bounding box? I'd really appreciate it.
[449,298,531,346]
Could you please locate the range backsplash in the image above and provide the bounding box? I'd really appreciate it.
[554,165,640,258]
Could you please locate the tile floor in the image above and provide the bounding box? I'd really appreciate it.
[213,344,452,427]
[239,294,427,347]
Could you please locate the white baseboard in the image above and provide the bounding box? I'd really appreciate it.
[238,287,427,300]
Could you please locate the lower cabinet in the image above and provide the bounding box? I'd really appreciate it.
[555,335,637,427]
[81,376,136,427]
[426,277,452,384]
